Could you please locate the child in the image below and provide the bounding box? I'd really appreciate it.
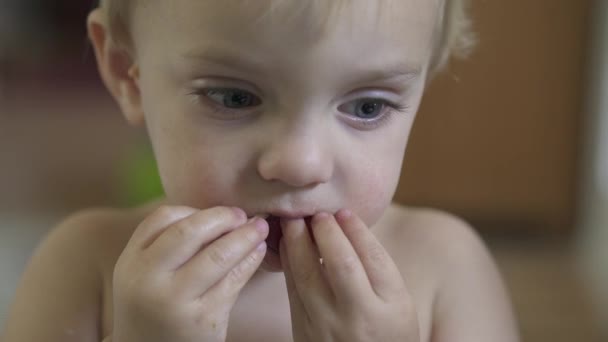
[2,0,520,341]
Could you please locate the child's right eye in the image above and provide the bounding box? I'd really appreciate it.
[203,88,262,109]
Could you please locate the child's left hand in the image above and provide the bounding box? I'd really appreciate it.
[279,210,420,342]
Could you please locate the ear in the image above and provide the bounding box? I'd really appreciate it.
[87,9,144,126]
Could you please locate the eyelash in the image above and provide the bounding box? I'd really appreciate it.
[348,100,410,130]
[189,88,409,129]
[189,89,260,118]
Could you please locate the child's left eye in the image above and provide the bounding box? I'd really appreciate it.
[338,98,394,119]
[204,88,262,109]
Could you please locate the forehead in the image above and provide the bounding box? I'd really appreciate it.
[132,0,441,69]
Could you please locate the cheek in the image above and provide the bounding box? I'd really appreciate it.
[342,141,407,227]
[160,148,251,207]
[139,68,254,208]
[149,120,250,207]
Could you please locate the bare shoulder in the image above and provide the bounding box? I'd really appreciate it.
[373,203,488,300]
[1,203,155,342]
[377,203,473,238]
[38,204,151,271]
[374,203,484,268]
[375,203,520,342]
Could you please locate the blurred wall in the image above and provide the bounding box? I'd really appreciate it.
[579,0,608,330]
[396,0,590,234]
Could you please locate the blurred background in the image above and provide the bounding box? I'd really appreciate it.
[0,0,606,341]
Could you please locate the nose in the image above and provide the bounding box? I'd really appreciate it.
[257,123,334,188]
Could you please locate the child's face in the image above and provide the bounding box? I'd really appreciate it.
[126,0,438,267]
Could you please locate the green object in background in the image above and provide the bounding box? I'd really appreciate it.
[119,142,164,206]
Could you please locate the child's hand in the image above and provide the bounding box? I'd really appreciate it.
[110,205,268,342]
[280,210,420,342]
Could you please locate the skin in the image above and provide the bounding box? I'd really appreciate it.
[130,0,427,235]
[1,1,520,341]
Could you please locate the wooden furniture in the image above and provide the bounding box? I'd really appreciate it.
[395,0,592,233]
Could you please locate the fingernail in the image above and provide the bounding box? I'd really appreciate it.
[253,218,269,234]
[256,241,267,253]
[313,212,330,224]
[232,207,246,220]
[337,209,352,220]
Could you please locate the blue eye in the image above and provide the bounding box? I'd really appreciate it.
[205,89,261,108]
[339,98,390,119]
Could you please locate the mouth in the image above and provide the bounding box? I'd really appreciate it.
[263,214,314,254]
[265,215,283,254]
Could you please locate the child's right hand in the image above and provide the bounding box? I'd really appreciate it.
[109,205,268,342]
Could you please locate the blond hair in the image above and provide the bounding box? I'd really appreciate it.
[99,0,475,73]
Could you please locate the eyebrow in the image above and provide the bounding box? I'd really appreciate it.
[180,46,268,76]
[353,65,422,85]
[180,47,422,85]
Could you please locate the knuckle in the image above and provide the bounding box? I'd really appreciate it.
[242,226,262,244]
[209,205,241,221]
[154,205,195,222]
[337,255,360,275]
[207,245,233,269]
[363,242,387,265]
[171,218,198,239]
[227,253,258,283]
[226,264,246,285]
[198,207,245,233]
[153,205,176,218]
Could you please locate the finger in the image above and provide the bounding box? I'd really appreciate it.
[279,238,310,327]
[280,218,333,314]
[174,218,269,298]
[201,240,267,308]
[145,206,248,269]
[335,209,405,299]
[128,205,199,250]
[311,212,373,303]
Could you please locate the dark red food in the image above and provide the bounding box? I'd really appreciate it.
[264,215,315,254]
[265,215,283,253]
